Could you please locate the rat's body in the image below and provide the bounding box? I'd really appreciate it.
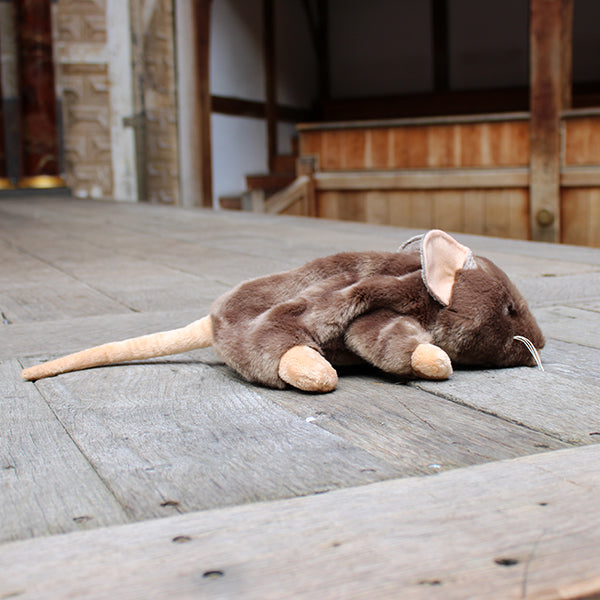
[22,230,545,392]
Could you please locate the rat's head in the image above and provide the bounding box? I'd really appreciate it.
[401,230,545,369]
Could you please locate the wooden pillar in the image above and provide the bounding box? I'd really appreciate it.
[0,29,11,190]
[192,0,213,207]
[263,0,277,173]
[16,0,64,188]
[529,0,573,243]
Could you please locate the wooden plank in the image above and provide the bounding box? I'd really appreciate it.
[341,129,367,169]
[3,445,600,599]
[2,309,210,360]
[390,126,428,168]
[261,374,567,475]
[0,238,130,323]
[26,360,403,522]
[561,167,600,186]
[413,364,600,444]
[366,128,391,169]
[490,120,530,166]
[364,191,390,224]
[0,360,129,542]
[564,117,600,166]
[561,187,600,247]
[514,271,600,308]
[314,168,530,190]
[534,305,600,349]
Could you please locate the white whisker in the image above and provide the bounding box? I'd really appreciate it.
[514,335,544,371]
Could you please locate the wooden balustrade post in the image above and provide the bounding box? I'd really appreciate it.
[16,0,64,188]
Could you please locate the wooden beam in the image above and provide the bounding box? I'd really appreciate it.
[314,168,529,191]
[192,0,213,207]
[431,0,449,92]
[529,0,573,242]
[263,0,277,172]
[210,95,313,123]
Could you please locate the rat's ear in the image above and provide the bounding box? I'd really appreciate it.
[419,230,476,305]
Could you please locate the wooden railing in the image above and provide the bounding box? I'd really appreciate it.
[264,111,600,247]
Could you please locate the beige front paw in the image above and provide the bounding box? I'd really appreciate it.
[278,345,338,392]
[411,343,452,380]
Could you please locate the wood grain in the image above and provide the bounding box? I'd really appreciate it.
[28,360,403,521]
[3,444,600,599]
[0,360,129,543]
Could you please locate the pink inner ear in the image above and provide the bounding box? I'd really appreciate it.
[422,230,471,305]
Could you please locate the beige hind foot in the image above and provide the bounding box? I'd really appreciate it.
[278,345,338,392]
[411,343,452,380]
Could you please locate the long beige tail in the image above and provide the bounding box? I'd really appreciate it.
[21,316,213,381]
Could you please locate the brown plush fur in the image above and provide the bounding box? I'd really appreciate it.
[22,230,544,391]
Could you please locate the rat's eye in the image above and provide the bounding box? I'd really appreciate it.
[504,303,517,317]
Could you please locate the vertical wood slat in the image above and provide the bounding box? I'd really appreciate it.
[529,0,573,242]
[301,121,530,171]
[564,117,600,165]
[562,188,600,247]
[316,189,530,240]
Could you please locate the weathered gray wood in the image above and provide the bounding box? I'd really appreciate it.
[534,305,600,348]
[28,359,403,522]
[0,360,129,543]
[2,310,210,359]
[0,238,129,323]
[540,338,600,383]
[2,444,600,600]
[413,366,600,444]
[259,373,569,474]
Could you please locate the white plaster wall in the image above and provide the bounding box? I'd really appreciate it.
[210,0,316,204]
[211,114,267,199]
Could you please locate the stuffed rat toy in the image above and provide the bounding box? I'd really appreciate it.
[22,229,545,392]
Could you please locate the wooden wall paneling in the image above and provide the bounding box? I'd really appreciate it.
[491,121,530,166]
[409,191,434,230]
[562,188,600,247]
[387,191,414,228]
[341,129,367,169]
[299,130,322,163]
[364,191,390,224]
[366,128,391,169]
[564,117,600,166]
[427,125,457,167]
[462,190,487,235]
[457,123,486,167]
[432,190,464,232]
[337,191,366,222]
[320,130,343,169]
[317,190,340,220]
[390,126,428,168]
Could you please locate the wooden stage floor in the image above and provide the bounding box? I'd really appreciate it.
[2,195,600,598]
